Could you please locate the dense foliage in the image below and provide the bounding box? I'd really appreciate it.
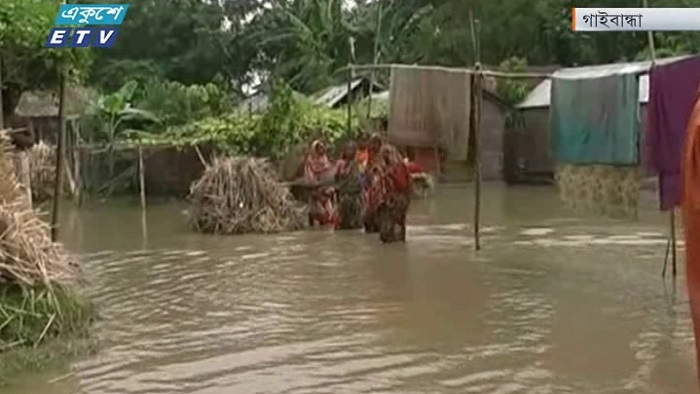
[87,0,700,96]
[128,80,357,159]
[4,0,700,153]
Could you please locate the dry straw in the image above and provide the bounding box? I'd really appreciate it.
[188,156,308,234]
[0,131,79,287]
[29,141,56,203]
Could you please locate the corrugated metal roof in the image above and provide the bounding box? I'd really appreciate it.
[552,55,689,79]
[313,78,363,107]
[517,55,691,109]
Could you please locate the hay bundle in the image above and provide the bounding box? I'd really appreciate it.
[0,131,79,286]
[29,141,56,203]
[188,156,307,234]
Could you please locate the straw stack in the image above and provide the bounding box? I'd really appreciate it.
[0,131,79,286]
[188,156,307,234]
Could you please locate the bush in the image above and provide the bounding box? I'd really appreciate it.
[129,80,359,159]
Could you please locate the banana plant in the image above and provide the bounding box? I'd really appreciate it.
[91,80,160,175]
[92,80,160,145]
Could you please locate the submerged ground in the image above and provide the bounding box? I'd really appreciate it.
[7,183,698,393]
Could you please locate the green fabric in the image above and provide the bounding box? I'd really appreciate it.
[551,74,639,165]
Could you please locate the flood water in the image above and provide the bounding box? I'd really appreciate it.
[8,183,699,393]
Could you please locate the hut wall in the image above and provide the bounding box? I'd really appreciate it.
[384,88,507,181]
[511,108,553,177]
[507,104,651,184]
[142,146,214,197]
[480,98,505,181]
[77,144,215,198]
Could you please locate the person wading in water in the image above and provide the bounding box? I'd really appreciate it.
[682,83,700,390]
[335,141,363,230]
[374,143,412,243]
[362,134,384,233]
[304,139,337,228]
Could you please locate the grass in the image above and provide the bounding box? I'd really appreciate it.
[0,283,98,386]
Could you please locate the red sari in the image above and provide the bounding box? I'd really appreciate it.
[375,145,412,242]
[682,86,700,388]
[362,147,382,233]
[304,141,337,227]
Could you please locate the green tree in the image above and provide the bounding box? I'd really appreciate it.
[0,0,92,121]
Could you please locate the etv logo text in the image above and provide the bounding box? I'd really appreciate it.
[44,3,129,48]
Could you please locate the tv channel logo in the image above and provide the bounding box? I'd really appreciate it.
[45,4,129,48]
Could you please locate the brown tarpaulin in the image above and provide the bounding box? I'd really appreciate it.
[388,65,471,161]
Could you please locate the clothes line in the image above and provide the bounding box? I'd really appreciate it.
[340,63,552,79]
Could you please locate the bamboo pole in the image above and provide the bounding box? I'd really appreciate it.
[138,144,147,244]
[73,121,82,205]
[642,0,677,278]
[138,145,146,211]
[50,64,67,242]
[346,63,353,135]
[366,0,383,119]
[339,63,551,79]
[470,10,482,251]
[0,55,4,130]
[472,65,483,251]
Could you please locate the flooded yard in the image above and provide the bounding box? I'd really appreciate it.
[7,183,698,393]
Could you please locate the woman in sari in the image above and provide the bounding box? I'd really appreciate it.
[375,144,412,243]
[335,141,363,230]
[304,140,337,227]
[682,84,700,389]
[362,134,385,233]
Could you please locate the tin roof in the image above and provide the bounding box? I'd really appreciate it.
[517,55,691,109]
[313,78,364,107]
[312,77,384,108]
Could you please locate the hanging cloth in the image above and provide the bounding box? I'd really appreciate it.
[388,65,472,161]
[551,74,639,165]
[646,55,700,210]
[555,164,640,219]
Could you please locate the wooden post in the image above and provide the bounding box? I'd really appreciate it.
[73,121,81,204]
[346,64,353,135]
[366,0,383,119]
[473,64,483,251]
[0,55,4,130]
[643,0,677,278]
[138,145,147,243]
[671,208,677,276]
[50,65,67,242]
[469,9,483,250]
[138,145,146,211]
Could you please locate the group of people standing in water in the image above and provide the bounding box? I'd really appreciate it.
[302,132,421,243]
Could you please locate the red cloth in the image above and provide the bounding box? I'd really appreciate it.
[304,140,337,227]
[682,85,700,390]
[356,147,369,167]
[389,162,411,192]
[405,161,424,175]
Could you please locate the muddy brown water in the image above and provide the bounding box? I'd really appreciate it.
[7,183,700,393]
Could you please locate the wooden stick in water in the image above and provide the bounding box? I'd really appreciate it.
[473,65,483,251]
[138,145,147,244]
[671,208,677,277]
[50,65,67,242]
[138,145,146,212]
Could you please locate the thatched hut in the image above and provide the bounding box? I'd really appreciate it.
[13,86,96,144]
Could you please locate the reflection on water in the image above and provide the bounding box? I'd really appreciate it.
[7,183,698,393]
